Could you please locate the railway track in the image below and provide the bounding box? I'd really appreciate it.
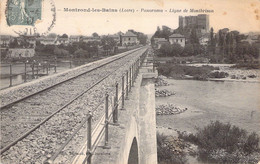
[0,47,143,109]
[0,47,148,163]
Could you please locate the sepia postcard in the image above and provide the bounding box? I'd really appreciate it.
[0,0,260,164]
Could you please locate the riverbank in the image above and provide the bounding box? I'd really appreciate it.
[157,63,260,83]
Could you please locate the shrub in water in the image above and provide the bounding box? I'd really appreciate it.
[157,133,187,164]
[178,121,260,163]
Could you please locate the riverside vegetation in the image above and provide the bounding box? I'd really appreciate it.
[157,63,230,80]
[157,121,260,164]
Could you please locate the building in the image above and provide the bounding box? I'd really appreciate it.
[197,14,209,33]
[69,35,81,43]
[55,38,69,45]
[199,33,210,46]
[82,36,101,43]
[37,37,56,45]
[121,31,138,46]
[179,14,209,33]
[153,38,169,49]
[0,35,12,47]
[169,34,186,47]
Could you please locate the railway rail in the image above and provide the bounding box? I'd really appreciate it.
[0,47,148,163]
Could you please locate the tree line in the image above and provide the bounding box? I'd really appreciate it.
[152,26,260,64]
[6,31,148,59]
[208,28,259,63]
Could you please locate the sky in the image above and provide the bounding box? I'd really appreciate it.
[0,0,259,36]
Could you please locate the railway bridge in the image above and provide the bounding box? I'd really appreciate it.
[0,47,158,164]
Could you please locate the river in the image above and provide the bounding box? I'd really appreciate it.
[156,79,260,136]
[0,61,84,90]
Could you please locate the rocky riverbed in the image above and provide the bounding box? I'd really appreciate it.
[155,75,170,86]
[156,104,188,115]
[155,89,175,97]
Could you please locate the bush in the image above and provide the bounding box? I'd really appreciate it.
[157,133,187,164]
[178,131,199,144]
[243,132,259,154]
[178,121,260,163]
[208,71,229,78]
[157,63,217,80]
[159,43,184,57]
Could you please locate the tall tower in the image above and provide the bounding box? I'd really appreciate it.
[179,16,187,28]
[197,14,209,33]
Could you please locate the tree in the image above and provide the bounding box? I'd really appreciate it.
[92,32,99,37]
[65,43,78,54]
[128,30,148,45]
[101,36,117,55]
[171,43,184,56]
[190,28,199,44]
[47,33,57,38]
[159,43,173,57]
[208,28,216,54]
[159,43,183,57]
[210,28,214,45]
[60,34,68,38]
[74,48,89,58]
[157,26,161,33]
[35,41,44,52]
[54,47,62,56]
[43,45,55,54]
[183,43,194,56]
[9,38,19,48]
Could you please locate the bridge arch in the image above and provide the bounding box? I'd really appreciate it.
[127,137,139,164]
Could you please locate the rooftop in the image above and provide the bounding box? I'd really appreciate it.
[169,34,185,38]
[122,31,137,37]
[154,38,167,42]
[37,37,56,41]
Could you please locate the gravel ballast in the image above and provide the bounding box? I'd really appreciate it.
[1,47,148,163]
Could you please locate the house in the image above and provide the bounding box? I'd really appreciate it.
[55,38,69,45]
[37,37,56,45]
[199,37,209,46]
[82,36,101,43]
[0,35,12,47]
[121,31,138,46]
[169,34,186,47]
[157,40,169,49]
[199,33,210,46]
[69,35,81,43]
[153,38,169,49]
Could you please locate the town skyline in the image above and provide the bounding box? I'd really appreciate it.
[1,0,260,37]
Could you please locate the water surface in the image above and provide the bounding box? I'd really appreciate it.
[156,79,260,136]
